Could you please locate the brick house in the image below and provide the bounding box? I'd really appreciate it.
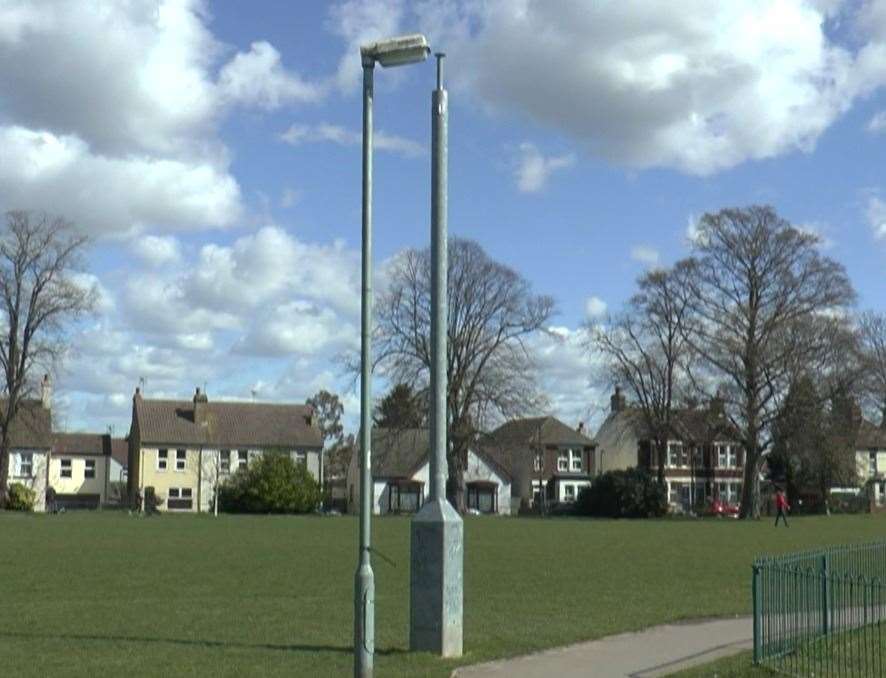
[485,416,596,511]
[594,388,745,512]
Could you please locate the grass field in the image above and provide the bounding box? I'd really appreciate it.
[2,513,886,677]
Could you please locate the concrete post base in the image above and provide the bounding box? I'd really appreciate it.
[409,497,463,657]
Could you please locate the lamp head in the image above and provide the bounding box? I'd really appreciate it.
[361,33,430,67]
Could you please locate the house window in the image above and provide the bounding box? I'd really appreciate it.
[61,458,72,478]
[157,449,168,471]
[220,450,230,473]
[716,443,737,469]
[294,451,307,466]
[692,447,703,467]
[84,459,96,479]
[531,480,546,505]
[238,450,248,470]
[533,453,542,472]
[667,442,686,468]
[564,484,576,502]
[570,449,582,472]
[167,487,193,510]
[175,449,186,471]
[19,453,33,477]
[557,451,568,471]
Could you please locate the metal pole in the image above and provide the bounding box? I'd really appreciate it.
[409,52,463,658]
[354,57,375,678]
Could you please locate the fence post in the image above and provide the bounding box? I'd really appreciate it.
[753,564,762,663]
[821,553,830,636]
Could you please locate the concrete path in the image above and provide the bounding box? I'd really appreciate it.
[453,616,752,678]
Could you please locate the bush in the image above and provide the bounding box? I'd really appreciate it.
[7,483,36,511]
[575,468,667,518]
[219,451,320,514]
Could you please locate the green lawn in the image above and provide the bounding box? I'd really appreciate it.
[2,513,886,677]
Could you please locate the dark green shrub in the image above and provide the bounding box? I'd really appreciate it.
[575,468,667,518]
[219,451,320,514]
[7,482,36,511]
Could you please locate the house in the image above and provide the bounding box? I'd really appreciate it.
[127,386,323,513]
[346,428,512,515]
[108,436,128,484]
[851,417,886,506]
[49,433,114,509]
[2,376,54,511]
[594,387,745,512]
[484,416,596,511]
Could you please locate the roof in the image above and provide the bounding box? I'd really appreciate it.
[491,416,596,449]
[856,419,886,449]
[109,438,128,466]
[598,406,738,444]
[368,428,511,481]
[133,396,322,449]
[1,399,52,449]
[53,433,108,457]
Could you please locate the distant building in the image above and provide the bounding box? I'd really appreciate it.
[594,388,745,512]
[346,428,512,515]
[127,386,322,513]
[49,433,114,509]
[850,418,886,506]
[484,416,596,511]
[2,379,53,511]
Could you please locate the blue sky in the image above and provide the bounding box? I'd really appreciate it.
[0,0,885,436]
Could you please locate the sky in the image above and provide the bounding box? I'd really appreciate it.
[0,0,885,437]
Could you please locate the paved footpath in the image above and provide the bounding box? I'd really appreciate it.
[453,616,752,678]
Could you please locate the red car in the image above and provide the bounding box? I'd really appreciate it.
[708,498,739,518]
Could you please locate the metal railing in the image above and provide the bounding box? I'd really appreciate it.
[753,542,886,676]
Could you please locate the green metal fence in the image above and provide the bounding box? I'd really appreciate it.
[753,542,886,676]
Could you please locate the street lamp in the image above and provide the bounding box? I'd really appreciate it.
[355,33,430,678]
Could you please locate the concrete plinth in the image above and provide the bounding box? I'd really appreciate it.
[410,498,463,656]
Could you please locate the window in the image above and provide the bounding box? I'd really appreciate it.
[715,443,737,469]
[238,450,248,470]
[667,442,686,468]
[531,480,546,505]
[84,459,95,479]
[61,458,72,478]
[175,449,186,471]
[19,453,33,477]
[294,451,307,466]
[692,447,703,467]
[167,487,193,510]
[570,449,582,472]
[157,449,168,471]
[564,484,576,502]
[533,453,542,472]
[557,451,568,471]
[220,450,230,473]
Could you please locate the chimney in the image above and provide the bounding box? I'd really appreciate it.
[305,405,314,428]
[41,374,51,409]
[610,386,626,414]
[710,393,725,419]
[193,386,208,424]
[577,422,585,435]
[134,386,142,402]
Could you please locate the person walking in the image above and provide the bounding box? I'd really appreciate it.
[775,488,790,527]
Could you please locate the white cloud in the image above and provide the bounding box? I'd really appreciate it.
[515,142,575,192]
[218,41,323,109]
[630,245,661,267]
[400,0,886,175]
[868,111,886,133]
[868,196,886,240]
[585,296,608,319]
[280,123,424,157]
[130,235,183,267]
[235,301,358,357]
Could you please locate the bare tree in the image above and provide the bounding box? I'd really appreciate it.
[858,311,886,426]
[590,267,692,484]
[0,211,95,507]
[373,238,554,512]
[677,206,855,519]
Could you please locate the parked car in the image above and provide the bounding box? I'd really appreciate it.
[707,498,739,518]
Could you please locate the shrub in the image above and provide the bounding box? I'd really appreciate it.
[7,483,36,511]
[575,467,667,518]
[219,451,320,514]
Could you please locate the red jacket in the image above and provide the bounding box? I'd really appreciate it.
[776,493,789,510]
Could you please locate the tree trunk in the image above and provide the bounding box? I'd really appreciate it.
[0,448,8,508]
[447,438,468,513]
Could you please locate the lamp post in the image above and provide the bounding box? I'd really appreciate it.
[409,52,463,658]
[355,33,430,678]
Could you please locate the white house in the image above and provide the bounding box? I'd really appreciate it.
[3,380,53,511]
[49,433,113,509]
[347,428,512,515]
[853,418,886,506]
